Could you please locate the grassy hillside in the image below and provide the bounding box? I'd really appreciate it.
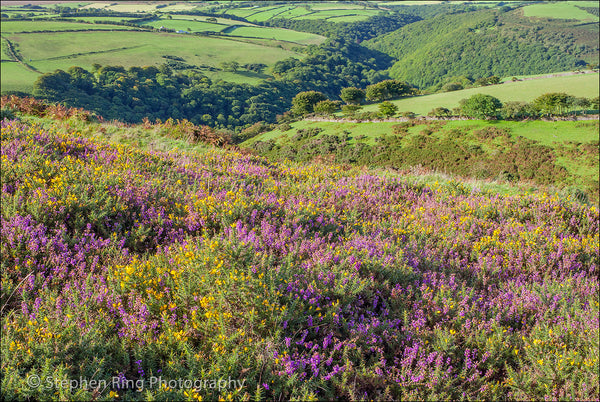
[522,1,598,21]
[245,117,599,202]
[1,108,598,401]
[360,72,600,116]
[365,7,599,89]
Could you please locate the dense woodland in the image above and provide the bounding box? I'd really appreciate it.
[366,8,598,89]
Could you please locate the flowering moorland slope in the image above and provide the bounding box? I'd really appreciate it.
[1,118,598,401]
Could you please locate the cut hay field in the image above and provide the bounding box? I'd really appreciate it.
[1,109,598,401]
[363,72,600,116]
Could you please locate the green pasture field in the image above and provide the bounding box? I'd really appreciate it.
[225,26,325,44]
[522,2,599,21]
[1,38,13,61]
[0,62,39,94]
[325,15,372,23]
[79,3,172,12]
[1,11,49,18]
[139,19,226,33]
[376,1,442,4]
[274,7,314,19]
[0,20,136,34]
[156,3,204,12]
[168,15,255,26]
[224,6,281,19]
[41,2,91,8]
[4,30,302,77]
[310,4,375,10]
[218,7,255,17]
[363,73,600,116]
[63,16,140,22]
[202,70,267,85]
[245,5,296,22]
[499,70,598,82]
[135,18,325,44]
[293,9,381,20]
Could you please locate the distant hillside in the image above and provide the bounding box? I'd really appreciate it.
[361,71,600,116]
[365,7,599,89]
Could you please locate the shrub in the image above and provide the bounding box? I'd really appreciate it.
[1,107,17,120]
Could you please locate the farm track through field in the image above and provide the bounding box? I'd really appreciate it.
[39,45,146,61]
[0,35,39,73]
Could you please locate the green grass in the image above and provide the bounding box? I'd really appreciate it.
[1,38,14,61]
[248,119,599,148]
[275,7,314,19]
[362,73,600,116]
[202,70,268,85]
[225,26,325,44]
[167,15,255,26]
[376,1,442,4]
[310,4,374,10]
[245,5,295,22]
[79,3,167,12]
[247,118,599,196]
[219,4,380,22]
[293,9,380,20]
[225,6,279,18]
[0,62,40,94]
[522,2,599,21]
[6,30,303,75]
[0,20,137,34]
[325,15,373,23]
[139,19,226,33]
[137,19,325,45]
[247,120,400,146]
[63,16,140,22]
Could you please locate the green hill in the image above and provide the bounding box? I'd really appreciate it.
[244,117,599,202]
[361,72,600,116]
[365,7,599,89]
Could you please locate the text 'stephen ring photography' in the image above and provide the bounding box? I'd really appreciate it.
[1,0,598,401]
